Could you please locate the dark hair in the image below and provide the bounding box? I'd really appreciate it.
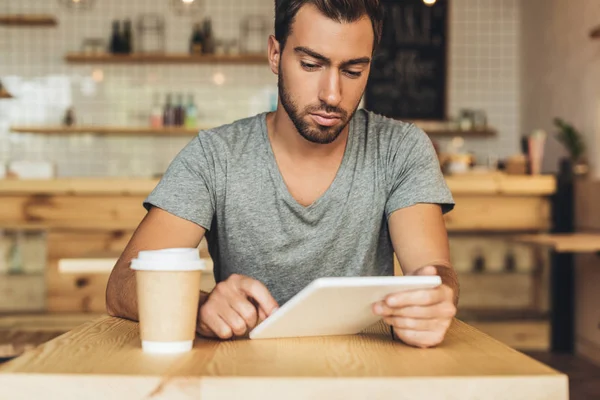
[275,0,383,51]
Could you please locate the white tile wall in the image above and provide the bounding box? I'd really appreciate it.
[0,0,277,177]
[0,0,521,177]
[442,0,521,165]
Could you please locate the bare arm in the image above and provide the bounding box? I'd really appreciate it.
[373,203,459,348]
[388,203,459,304]
[105,207,206,321]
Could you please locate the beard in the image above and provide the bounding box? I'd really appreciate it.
[278,66,358,145]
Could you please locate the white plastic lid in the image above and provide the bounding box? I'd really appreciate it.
[130,248,206,271]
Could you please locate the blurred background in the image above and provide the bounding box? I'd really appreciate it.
[1,0,599,397]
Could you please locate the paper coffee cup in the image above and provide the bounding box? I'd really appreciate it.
[131,248,206,354]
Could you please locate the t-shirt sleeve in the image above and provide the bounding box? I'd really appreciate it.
[385,123,455,218]
[143,135,216,230]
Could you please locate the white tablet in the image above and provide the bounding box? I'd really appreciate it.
[249,275,441,340]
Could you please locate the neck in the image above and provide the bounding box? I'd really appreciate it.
[266,104,350,161]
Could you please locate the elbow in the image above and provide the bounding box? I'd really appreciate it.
[105,274,121,318]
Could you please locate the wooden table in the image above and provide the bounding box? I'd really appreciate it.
[0,316,568,399]
[514,233,600,353]
[0,313,102,359]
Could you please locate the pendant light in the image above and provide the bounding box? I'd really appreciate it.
[58,0,96,12]
[170,0,204,16]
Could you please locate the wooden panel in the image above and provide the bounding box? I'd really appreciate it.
[11,126,210,136]
[65,53,268,64]
[575,254,600,353]
[514,233,600,253]
[46,231,132,260]
[469,321,550,351]
[445,174,556,196]
[0,195,146,230]
[45,232,215,312]
[0,317,568,400]
[0,275,45,312]
[46,232,132,313]
[0,15,57,26]
[575,179,600,231]
[0,179,157,195]
[457,273,534,309]
[0,175,555,197]
[46,264,110,313]
[445,196,551,232]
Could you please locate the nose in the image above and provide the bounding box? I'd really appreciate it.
[318,69,342,108]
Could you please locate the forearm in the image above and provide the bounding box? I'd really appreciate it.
[106,260,140,321]
[433,263,460,306]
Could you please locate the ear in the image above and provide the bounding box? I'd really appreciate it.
[267,35,281,75]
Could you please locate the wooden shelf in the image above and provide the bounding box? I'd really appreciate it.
[512,233,600,253]
[10,126,208,136]
[423,128,496,137]
[64,53,268,65]
[0,15,57,27]
[411,120,497,137]
[11,125,497,138]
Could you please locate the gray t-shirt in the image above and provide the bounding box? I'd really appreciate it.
[144,109,454,305]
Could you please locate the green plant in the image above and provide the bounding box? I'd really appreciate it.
[553,118,586,162]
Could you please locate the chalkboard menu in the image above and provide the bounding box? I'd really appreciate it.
[365,0,448,120]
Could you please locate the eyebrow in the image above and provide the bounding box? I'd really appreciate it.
[293,46,371,67]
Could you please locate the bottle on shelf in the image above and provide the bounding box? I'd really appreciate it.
[123,19,133,54]
[202,18,215,54]
[504,248,517,273]
[150,93,163,128]
[163,94,175,126]
[109,20,124,54]
[185,94,198,129]
[190,22,204,55]
[472,248,486,273]
[174,94,185,126]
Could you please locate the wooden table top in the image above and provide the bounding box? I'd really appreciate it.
[0,316,567,399]
[514,233,600,253]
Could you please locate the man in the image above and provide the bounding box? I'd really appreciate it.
[106,0,459,349]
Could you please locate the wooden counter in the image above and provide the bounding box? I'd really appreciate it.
[0,174,559,351]
[0,174,556,196]
[0,174,556,232]
[0,316,568,399]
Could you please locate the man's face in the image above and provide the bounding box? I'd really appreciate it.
[277,4,374,144]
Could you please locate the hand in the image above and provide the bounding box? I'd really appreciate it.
[197,274,279,340]
[372,266,456,348]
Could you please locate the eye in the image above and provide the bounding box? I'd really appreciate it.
[344,70,362,78]
[301,61,320,71]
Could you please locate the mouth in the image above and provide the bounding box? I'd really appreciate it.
[310,113,342,127]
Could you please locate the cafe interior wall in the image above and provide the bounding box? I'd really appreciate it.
[522,0,600,363]
[0,0,521,177]
[521,0,600,178]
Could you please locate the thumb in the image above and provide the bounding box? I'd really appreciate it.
[410,265,438,276]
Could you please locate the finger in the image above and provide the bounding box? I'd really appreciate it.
[393,328,445,348]
[384,287,445,308]
[409,265,438,276]
[257,307,267,323]
[376,302,456,319]
[384,317,450,332]
[239,277,279,316]
[230,296,259,330]
[199,306,232,339]
[218,304,249,337]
